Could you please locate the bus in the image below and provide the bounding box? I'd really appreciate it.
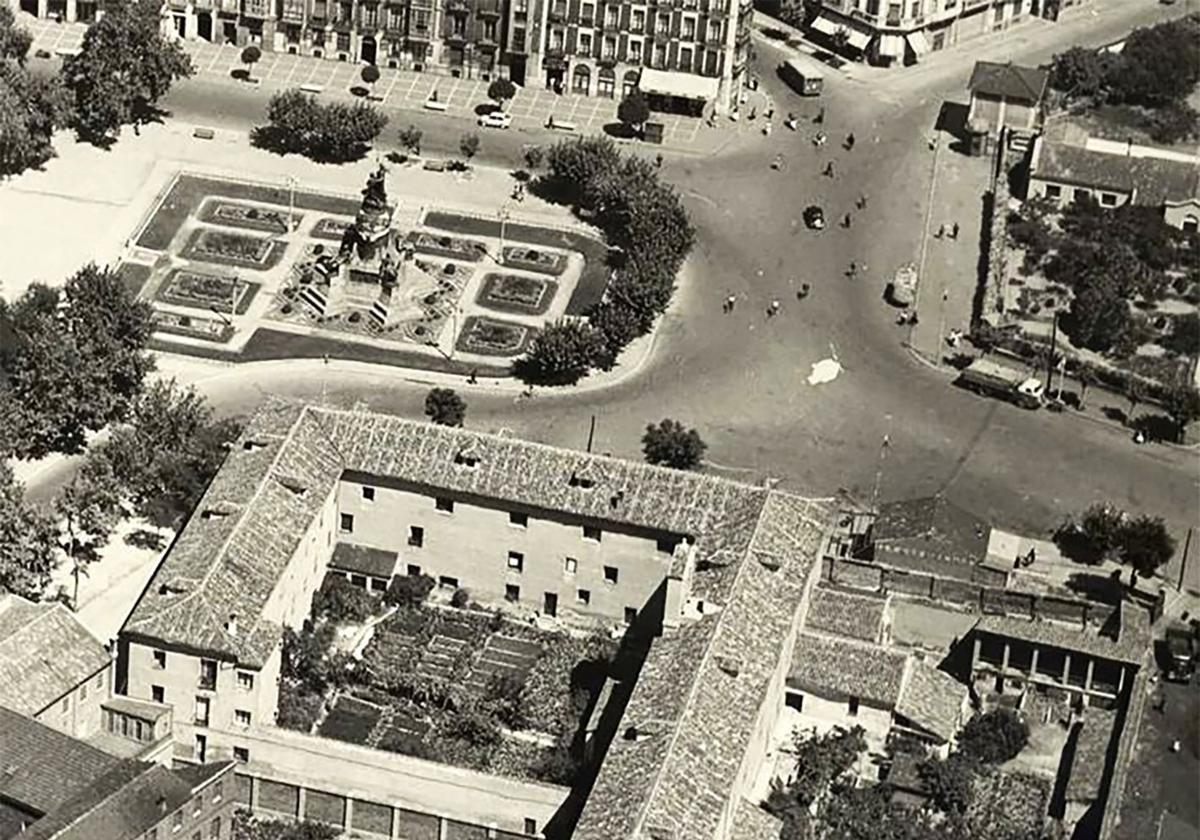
[779,55,826,97]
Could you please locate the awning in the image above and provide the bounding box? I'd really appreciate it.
[843,25,871,50]
[906,30,930,57]
[810,15,840,36]
[637,67,719,101]
[877,34,904,57]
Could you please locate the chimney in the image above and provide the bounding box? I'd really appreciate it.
[157,796,167,814]
[226,614,238,636]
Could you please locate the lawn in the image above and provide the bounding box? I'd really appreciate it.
[116,262,153,298]
[137,174,361,251]
[454,316,534,357]
[317,695,382,745]
[475,273,557,316]
[423,212,610,315]
[182,229,286,271]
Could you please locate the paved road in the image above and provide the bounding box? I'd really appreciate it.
[28,0,1198,544]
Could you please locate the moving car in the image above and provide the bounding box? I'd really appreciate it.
[477,111,513,129]
[956,358,1045,409]
[803,205,825,230]
[779,55,826,96]
[1164,626,1196,683]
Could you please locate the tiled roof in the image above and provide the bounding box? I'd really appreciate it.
[788,632,908,708]
[0,596,112,716]
[974,602,1150,665]
[895,660,966,742]
[966,770,1052,840]
[873,495,990,568]
[968,61,1048,102]
[0,707,118,816]
[729,799,782,840]
[1032,140,1200,205]
[1065,708,1117,803]
[329,543,399,578]
[805,584,888,642]
[575,493,834,840]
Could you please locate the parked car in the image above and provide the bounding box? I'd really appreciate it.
[1164,626,1196,683]
[803,205,825,230]
[477,111,513,129]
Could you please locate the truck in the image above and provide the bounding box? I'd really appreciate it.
[1164,626,1196,683]
[779,55,826,97]
[956,358,1045,409]
[889,262,919,307]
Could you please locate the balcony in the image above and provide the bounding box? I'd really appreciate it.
[408,26,432,39]
[446,0,469,13]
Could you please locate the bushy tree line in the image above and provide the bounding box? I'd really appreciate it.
[515,136,694,385]
[1064,503,1177,576]
[1048,16,1200,143]
[0,9,72,178]
[232,811,339,840]
[254,89,388,162]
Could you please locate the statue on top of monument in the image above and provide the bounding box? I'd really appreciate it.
[361,163,389,213]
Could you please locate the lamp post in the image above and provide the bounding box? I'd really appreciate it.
[497,204,511,266]
[285,175,299,233]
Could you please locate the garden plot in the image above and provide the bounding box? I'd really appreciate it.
[317,695,382,745]
[181,228,286,271]
[475,273,558,316]
[464,635,543,693]
[406,231,488,263]
[200,199,302,234]
[455,316,535,357]
[154,269,258,315]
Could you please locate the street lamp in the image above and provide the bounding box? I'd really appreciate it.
[284,175,299,233]
[497,204,511,266]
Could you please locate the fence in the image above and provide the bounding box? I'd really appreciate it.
[975,132,1011,325]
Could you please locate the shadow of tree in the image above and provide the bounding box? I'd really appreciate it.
[1063,571,1123,605]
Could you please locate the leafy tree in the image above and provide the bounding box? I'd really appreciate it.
[240,45,261,81]
[63,0,193,144]
[1047,45,1115,100]
[617,89,651,137]
[1118,515,1176,577]
[1146,101,1200,145]
[523,145,544,170]
[1077,503,1125,562]
[486,77,516,108]
[450,587,470,608]
[424,387,466,426]
[282,622,337,692]
[959,708,1029,763]
[311,575,377,624]
[384,573,435,608]
[1110,18,1200,107]
[1162,312,1200,357]
[919,753,981,815]
[1162,382,1200,442]
[0,6,33,63]
[0,463,58,599]
[459,132,480,161]
[767,726,865,812]
[1061,280,1131,353]
[514,320,609,386]
[257,90,386,162]
[55,459,122,609]
[641,418,706,469]
[545,135,622,208]
[232,810,340,840]
[0,59,72,178]
[398,124,422,154]
[360,63,380,98]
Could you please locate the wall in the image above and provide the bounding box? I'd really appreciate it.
[149,763,241,840]
[786,690,893,743]
[262,486,340,631]
[1027,176,1133,209]
[337,475,678,624]
[1164,201,1200,231]
[34,665,110,740]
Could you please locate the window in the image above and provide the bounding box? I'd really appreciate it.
[524,818,538,836]
[235,709,252,728]
[361,486,375,502]
[407,563,422,576]
[603,566,619,584]
[510,511,528,528]
[580,1,593,22]
[174,811,184,830]
[577,588,591,605]
[435,497,454,513]
[629,39,642,62]
[653,44,666,68]
[606,5,618,26]
[848,696,860,716]
[191,795,201,816]
[96,671,105,689]
[1100,192,1118,207]
[209,818,221,839]
[233,746,249,763]
[631,8,644,31]
[152,685,165,703]
[583,525,602,542]
[682,16,695,38]
[153,650,167,669]
[678,46,692,69]
[81,683,88,701]
[1073,188,1091,202]
[579,32,592,54]
[624,606,637,624]
[1044,183,1061,199]
[564,557,578,574]
[61,697,69,713]
[339,512,354,533]
[507,551,525,572]
[195,696,210,726]
[213,780,224,802]
[602,36,616,60]
[408,525,424,547]
[439,575,459,588]
[237,671,254,691]
[505,584,520,602]
[198,659,217,691]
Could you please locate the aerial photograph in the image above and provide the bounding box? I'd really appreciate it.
[0,0,1197,837]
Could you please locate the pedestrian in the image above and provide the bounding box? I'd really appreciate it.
[655,153,664,168]
[768,299,781,317]
[725,294,737,312]
[951,222,960,240]
[766,107,775,120]
[815,107,825,124]
[468,368,478,385]
[857,193,868,210]
[847,261,857,277]
[845,133,855,150]
[797,282,810,300]
[824,161,835,177]
[842,213,852,228]
[935,224,945,239]
[749,106,757,121]
[928,134,937,150]
[762,122,772,136]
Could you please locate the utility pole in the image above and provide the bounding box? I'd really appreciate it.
[586,415,596,453]
[1045,312,1058,393]
[1179,527,1193,593]
[870,419,892,514]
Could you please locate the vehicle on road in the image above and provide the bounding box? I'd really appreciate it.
[803,205,825,230]
[477,111,513,129]
[1164,626,1196,683]
[956,358,1045,409]
[778,56,826,97]
[888,262,918,307]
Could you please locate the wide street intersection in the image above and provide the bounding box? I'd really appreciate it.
[18,0,1199,551]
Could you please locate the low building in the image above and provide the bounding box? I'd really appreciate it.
[327,543,398,593]
[1027,135,1200,232]
[868,495,1008,587]
[0,595,112,740]
[967,61,1047,141]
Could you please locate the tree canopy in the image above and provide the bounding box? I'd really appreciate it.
[1118,514,1176,577]
[1162,381,1200,441]
[617,90,651,135]
[424,387,466,426]
[0,463,58,600]
[959,708,1029,763]
[514,320,609,386]
[487,77,516,105]
[641,419,706,469]
[0,11,71,178]
[255,89,387,162]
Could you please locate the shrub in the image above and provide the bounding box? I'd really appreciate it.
[311,575,378,624]
[451,587,470,608]
[384,573,435,608]
[641,418,707,470]
[959,708,1029,763]
[424,387,466,426]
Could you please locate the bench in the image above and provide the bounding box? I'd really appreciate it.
[299,83,324,94]
[546,119,577,132]
[192,127,216,140]
[424,99,449,112]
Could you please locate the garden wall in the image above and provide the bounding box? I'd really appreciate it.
[976,139,1012,326]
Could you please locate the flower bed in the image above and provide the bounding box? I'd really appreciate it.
[502,246,568,277]
[406,231,488,263]
[312,217,354,241]
[155,269,257,314]
[475,273,556,316]
[151,311,234,343]
[455,316,533,357]
[200,199,301,234]
[520,635,615,734]
[316,695,382,745]
[182,228,285,270]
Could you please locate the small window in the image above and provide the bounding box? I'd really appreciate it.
[61,697,70,713]
[233,746,249,763]
[603,566,619,584]
[407,564,422,576]
[524,818,537,836]
[213,780,224,802]
[153,650,167,669]
[583,525,602,542]
[1100,192,1117,207]
[209,817,221,839]
[409,526,424,547]
[237,671,254,691]
[439,575,459,589]
[191,794,201,815]
[96,672,104,689]
[1044,184,1061,199]
[505,583,521,602]
[564,557,578,575]
[656,538,677,555]
[508,551,525,572]
[624,606,637,624]
[339,512,354,533]
[362,486,376,502]
[848,696,860,716]
[235,709,252,728]
[174,811,184,829]
[435,497,454,513]
[577,589,591,605]
[151,685,165,703]
[81,683,88,701]
[510,511,528,528]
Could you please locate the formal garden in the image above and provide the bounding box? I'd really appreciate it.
[154,269,259,315]
[277,575,616,786]
[151,310,234,343]
[475,274,558,316]
[455,316,536,356]
[406,231,489,263]
[199,199,302,235]
[181,228,287,270]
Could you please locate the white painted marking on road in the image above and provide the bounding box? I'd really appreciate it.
[807,358,842,386]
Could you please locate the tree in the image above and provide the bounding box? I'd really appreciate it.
[55,460,122,609]
[384,573,435,608]
[1047,45,1113,100]
[486,77,516,109]
[232,811,340,840]
[919,753,981,815]
[1162,382,1200,442]
[459,132,480,161]
[1146,101,1200,145]
[959,708,1029,763]
[766,725,866,837]
[1118,515,1176,578]
[617,89,651,137]
[0,463,58,599]
[398,124,422,155]
[1061,279,1131,353]
[1110,18,1200,107]
[63,0,193,144]
[1125,379,1144,424]
[0,6,33,63]
[240,45,261,81]
[257,90,387,162]
[0,59,72,178]
[545,135,621,208]
[523,145,544,171]
[361,63,380,98]
[424,387,466,426]
[1163,312,1200,357]
[514,321,609,386]
[311,576,377,624]
[1077,503,1125,562]
[641,419,706,469]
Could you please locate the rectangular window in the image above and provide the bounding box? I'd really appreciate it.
[607,5,619,26]
[631,9,643,30]
[233,746,249,763]
[848,696,860,716]
[505,584,520,602]
[1100,192,1117,207]
[235,709,252,728]
[237,671,254,691]
[152,685,165,703]
[81,683,88,701]
[408,525,424,547]
[407,564,422,576]
[507,551,525,572]
[583,525,602,542]
[439,575,459,589]
[679,46,692,69]
[580,1,593,22]
[524,818,538,836]
[564,557,578,574]
[603,566,619,584]
[435,497,454,513]
[209,817,221,840]
[195,696,210,727]
[198,659,217,691]
[682,17,694,38]
[174,811,183,830]
[191,795,201,816]
[577,589,591,605]
[1044,183,1061,199]
[579,32,592,54]
[361,486,375,502]
[603,36,616,59]
[61,697,70,713]
[96,671,104,689]
[213,780,224,802]
[630,39,642,62]
[624,606,637,624]
[339,512,354,533]
[153,650,167,669]
[510,511,528,528]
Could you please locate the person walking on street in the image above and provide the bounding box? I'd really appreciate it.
[856,193,868,210]
[655,153,663,168]
[725,294,737,313]
[842,213,852,229]
[847,262,858,278]
[824,161,835,177]
[797,282,811,300]
[768,299,781,317]
[951,222,960,240]
[935,224,945,239]
[844,133,855,150]
[749,106,757,121]
[766,107,775,120]
[815,107,825,124]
